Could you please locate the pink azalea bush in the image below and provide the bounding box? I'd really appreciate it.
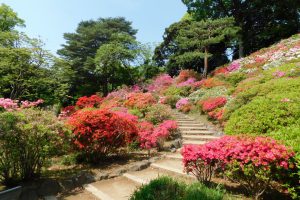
[227,61,241,72]
[182,136,296,199]
[0,98,44,111]
[138,120,178,150]
[147,74,173,92]
[177,78,196,87]
[176,98,189,110]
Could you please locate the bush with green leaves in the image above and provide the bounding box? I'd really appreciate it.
[130,176,224,200]
[163,86,192,97]
[219,71,247,87]
[0,108,67,186]
[164,95,181,109]
[225,95,300,135]
[145,104,173,125]
[224,77,300,120]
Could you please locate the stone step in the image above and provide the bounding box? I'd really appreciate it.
[181,130,215,135]
[123,168,170,185]
[177,122,205,126]
[151,159,185,176]
[179,126,207,131]
[182,135,220,141]
[85,176,140,200]
[165,153,183,160]
[182,140,207,145]
[62,189,100,200]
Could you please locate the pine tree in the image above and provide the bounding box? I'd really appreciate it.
[176,17,240,77]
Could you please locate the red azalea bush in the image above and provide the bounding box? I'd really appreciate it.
[67,109,138,158]
[208,109,224,122]
[200,97,227,112]
[182,136,296,199]
[125,92,157,110]
[75,95,103,109]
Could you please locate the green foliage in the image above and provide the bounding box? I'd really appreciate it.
[0,4,25,31]
[224,77,300,120]
[0,109,67,186]
[163,86,191,97]
[130,176,186,200]
[176,17,240,76]
[182,0,300,56]
[130,176,225,200]
[225,95,300,135]
[222,72,247,87]
[128,108,144,119]
[145,104,173,125]
[164,95,181,109]
[269,125,300,153]
[57,17,138,97]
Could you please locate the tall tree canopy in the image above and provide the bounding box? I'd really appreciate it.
[182,0,300,57]
[57,17,138,98]
[176,17,239,77]
[154,16,236,75]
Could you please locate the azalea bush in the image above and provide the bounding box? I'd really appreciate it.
[176,69,200,84]
[163,86,192,97]
[147,74,173,93]
[145,104,173,125]
[164,95,181,109]
[188,86,228,103]
[67,109,138,161]
[0,108,67,185]
[0,98,44,111]
[182,136,296,199]
[138,120,178,150]
[75,94,103,109]
[225,95,300,135]
[124,92,157,110]
[176,98,193,113]
[199,97,227,112]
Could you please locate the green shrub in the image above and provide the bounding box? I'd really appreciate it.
[129,108,144,118]
[130,176,185,200]
[223,72,247,86]
[269,125,300,153]
[145,104,173,125]
[130,176,225,200]
[224,77,300,120]
[225,95,300,135]
[184,183,224,200]
[0,108,67,185]
[163,86,191,97]
[164,95,181,109]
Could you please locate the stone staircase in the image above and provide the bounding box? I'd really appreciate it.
[63,112,221,200]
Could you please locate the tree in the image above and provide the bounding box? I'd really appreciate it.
[94,33,141,94]
[58,17,138,97]
[182,0,300,57]
[176,17,239,77]
[153,16,236,76]
[0,3,24,32]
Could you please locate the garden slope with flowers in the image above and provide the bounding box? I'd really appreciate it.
[56,34,300,199]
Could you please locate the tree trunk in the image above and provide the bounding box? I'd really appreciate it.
[203,47,209,78]
[239,40,244,58]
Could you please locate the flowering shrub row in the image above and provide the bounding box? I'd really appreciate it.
[75,95,103,109]
[182,136,296,199]
[0,98,44,111]
[124,92,157,109]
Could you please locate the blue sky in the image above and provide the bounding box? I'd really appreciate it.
[0,0,187,55]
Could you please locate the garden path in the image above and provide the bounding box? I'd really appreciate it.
[63,111,222,200]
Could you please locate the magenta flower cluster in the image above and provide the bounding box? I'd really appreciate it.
[0,98,44,111]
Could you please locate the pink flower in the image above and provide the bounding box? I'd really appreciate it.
[227,61,241,72]
[273,71,285,78]
[176,98,189,110]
